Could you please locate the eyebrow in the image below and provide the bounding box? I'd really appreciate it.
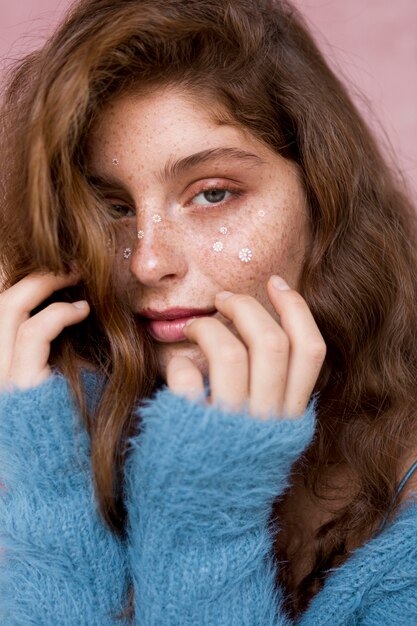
[87,147,266,190]
[159,147,266,182]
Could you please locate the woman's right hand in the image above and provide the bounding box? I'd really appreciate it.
[0,271,90,391]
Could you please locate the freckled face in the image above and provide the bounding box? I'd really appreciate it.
[87,87,310,381]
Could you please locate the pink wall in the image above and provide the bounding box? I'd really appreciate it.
[1,0,416,199]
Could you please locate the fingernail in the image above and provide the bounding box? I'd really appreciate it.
[216,291,234,301]
[72,300,89,309]
[184,317,197,327]
[271,275,290,290]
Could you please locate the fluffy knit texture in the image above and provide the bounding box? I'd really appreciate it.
[1,371,417,625]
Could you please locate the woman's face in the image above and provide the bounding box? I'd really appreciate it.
[87,86,310,380]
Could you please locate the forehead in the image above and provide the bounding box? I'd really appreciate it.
[86,90,285,190]
[90,88,212,141]
[87,86,267,154]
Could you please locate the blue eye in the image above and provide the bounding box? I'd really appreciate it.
[193,188,234,207]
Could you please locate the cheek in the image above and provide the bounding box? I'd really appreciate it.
[182,205,271,273]
[256,211,307,278]
[186,203,308,291]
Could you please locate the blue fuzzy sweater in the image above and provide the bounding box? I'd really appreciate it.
[1,372,417,625]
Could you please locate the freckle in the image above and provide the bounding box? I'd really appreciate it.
[152,214,162,222]
[257,209,266,217]
[219,226,228,235]
[137,230,144,239]
[123,247,132,259]
[112,158,119,165]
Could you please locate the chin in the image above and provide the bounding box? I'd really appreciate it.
[155,341,209,382]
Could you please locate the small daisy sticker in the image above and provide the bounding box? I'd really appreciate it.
[238,247,253,263]
[212,241,224,252]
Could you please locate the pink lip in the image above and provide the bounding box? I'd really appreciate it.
[142,312,217,342]
[138,307,215,321]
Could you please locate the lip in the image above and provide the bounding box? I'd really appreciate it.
[138,307,216,321]
[138,309,217,343]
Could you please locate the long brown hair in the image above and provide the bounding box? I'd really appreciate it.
[2,0,417,620]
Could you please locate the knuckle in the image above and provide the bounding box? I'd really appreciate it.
[16,319,37,341]
[40,302,76,321]
[167,356,203,392]
[16,303,65,340]
[307,338,327,364]
[45,302,66,315]
[260,329,288,354]
[218,342,246,364]
[287,290,308,310]
[231,293,252,307]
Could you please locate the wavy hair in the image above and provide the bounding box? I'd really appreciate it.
[1,0,417,620]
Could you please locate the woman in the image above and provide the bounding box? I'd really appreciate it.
[1,0,417,623]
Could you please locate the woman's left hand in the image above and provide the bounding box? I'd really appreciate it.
[166,275,326,420]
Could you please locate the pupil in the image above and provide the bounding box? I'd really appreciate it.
[112,204,128,216]
[204,189,225,203]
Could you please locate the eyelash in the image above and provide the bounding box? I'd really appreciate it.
[107,184,243,218]
[107,203,135,219]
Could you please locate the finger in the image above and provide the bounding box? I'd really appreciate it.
[166,355,205,402]
[0,308,29,384]
[8,300,90,390]
[266,276,326,418]
[213,292,289,419]
[0,271,81,381]
[182,316,249,413]
[0,270,81,315]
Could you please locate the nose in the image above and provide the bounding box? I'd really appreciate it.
[128,214,188,287]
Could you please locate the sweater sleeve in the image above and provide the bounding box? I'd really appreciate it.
[124,385,317,626]
[0,374,130,626]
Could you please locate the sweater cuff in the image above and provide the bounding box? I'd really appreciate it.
[125,386,317,537]
[0,373,90,492]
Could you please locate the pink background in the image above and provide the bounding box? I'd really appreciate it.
[1,0,416,199]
